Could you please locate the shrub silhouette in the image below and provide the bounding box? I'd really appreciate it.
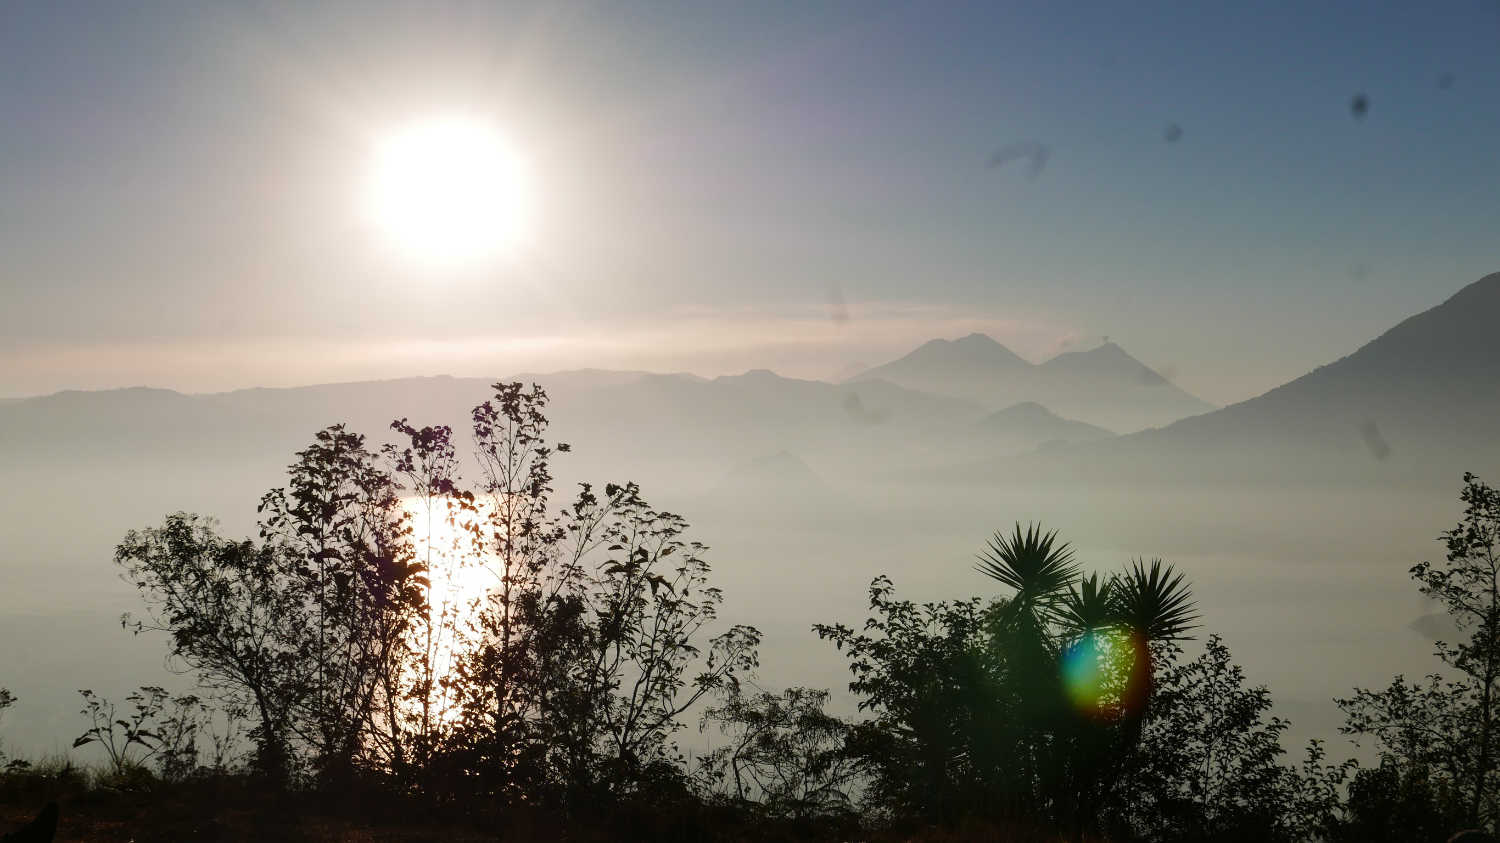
[695,686,864,822]
[1338,472,1500,837]
[815,527,1352,839]
[113,382,759,816]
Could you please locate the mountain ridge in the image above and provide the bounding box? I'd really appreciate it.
[850,334,1214,432]
[1143,271,1500,446]
[977,401,1115,443]
[920,271,1500,488]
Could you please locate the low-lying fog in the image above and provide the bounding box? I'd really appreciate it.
[0,449,1458,764]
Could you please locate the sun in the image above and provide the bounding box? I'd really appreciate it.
[368,116,523,266]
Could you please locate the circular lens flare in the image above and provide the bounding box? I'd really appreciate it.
[1061,627,1137,717]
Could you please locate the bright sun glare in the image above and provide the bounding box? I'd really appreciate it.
[369,116,523,266]
[403,496,496,724]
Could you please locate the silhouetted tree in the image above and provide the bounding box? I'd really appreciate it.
[118,384,759,812]
[567,490,761,800]
[696,686,864,821]
[257,425,426,785]
[977,526,1080,690]
[380,418,471,782]
[445,383,564,797]
[814,576,1004,823]
[1330,753,1458,843]
[977,530,1199,831]
[1340,472,1500,831]
[119,428,428,786]
[977,525,1080,801]
[1053,572,1133,830]
[1116,558,1200,728]
[0,687,17,768]
[445,384,760,809]
[810,525,1357,839]
[116,515,301,780]
[1114,635,1353,842]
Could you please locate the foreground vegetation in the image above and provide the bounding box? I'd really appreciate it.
[3,383,1498,841]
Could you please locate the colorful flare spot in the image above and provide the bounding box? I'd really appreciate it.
[1061,628,1136,716]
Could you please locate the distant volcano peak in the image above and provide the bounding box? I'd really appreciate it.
[903,333,1031,368]
[853,331,1213,432]
[991,400,1054,419]
[954,332,1002,347]
[978,401,1114,441]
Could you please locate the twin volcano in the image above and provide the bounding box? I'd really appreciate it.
[848,333,1214,433]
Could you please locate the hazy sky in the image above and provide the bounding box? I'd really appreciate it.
[3,0,1497,404]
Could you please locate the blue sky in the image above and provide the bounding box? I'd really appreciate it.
[2,0,1497,402]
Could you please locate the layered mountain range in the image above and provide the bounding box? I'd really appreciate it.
[927,272,1500,488]
[4,272,1497,494]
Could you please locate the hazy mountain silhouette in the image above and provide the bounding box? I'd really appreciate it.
[830,361,871,381]
[849,334,1214,432]
[535,369,994,490]
[9,274,1497,496]
[926,272,1500,488]
[856,333,1032,386]
[707,451,834,504]
[0,367,989,495]
[976,401,1114,444]
[553,368,985,443]
[1038,342,1167,384]
[1134,272,1500,458]
[0,376,490,468]
[508,368,706,388]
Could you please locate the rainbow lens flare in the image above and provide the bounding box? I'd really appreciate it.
[1060,628,1137,716]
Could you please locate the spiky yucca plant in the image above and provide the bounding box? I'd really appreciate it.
[976,523,1080,635]
[1116,558,1199,723]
